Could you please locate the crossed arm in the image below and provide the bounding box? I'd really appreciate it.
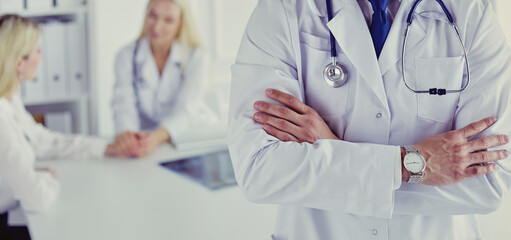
[253,88,508,187]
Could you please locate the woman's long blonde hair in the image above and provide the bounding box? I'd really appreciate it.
[0,15,41,98]
[137,0,202,48]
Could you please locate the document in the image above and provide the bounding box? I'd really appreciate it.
[43,21,68,98]
[26,0,53,9]
[64,21,88,95]
[56,0,83,7]
[45,111,73,133]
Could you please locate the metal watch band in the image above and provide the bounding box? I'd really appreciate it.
[408,172,423,184]
[404,145,419,154]
[404,145,423,184]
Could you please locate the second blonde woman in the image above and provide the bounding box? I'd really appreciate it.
[112,0,208,157]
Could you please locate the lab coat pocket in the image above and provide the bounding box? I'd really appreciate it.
[416,56,464,123]
[299,31,330,51]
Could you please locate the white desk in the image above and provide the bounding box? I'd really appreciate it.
[23,144,511,240]
[26,145,277,240]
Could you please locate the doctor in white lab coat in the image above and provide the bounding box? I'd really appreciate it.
[0,15,125,239]
[112,0,208,157]
[229,0,511,239]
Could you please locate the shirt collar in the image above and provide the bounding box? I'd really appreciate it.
[308,0,403,17]
[168,41,183,66]
[308,0,351,17]
[139,37,183,66]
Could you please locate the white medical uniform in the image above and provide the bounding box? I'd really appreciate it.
[0,94,107,213]
[228,0,511,239]
[112,37,208,144]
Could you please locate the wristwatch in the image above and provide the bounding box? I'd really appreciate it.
[403,145,426,183]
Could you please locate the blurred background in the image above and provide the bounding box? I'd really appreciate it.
[3,0,260,146]
[1,0,510,239]
[1,0,508,141]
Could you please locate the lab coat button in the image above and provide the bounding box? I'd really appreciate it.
[376,113,383,118]
[372,229,378,236]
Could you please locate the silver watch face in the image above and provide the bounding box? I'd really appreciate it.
[404,152,426,174]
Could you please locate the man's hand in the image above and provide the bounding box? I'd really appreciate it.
[253,88,340,143]
[413,117,509,186]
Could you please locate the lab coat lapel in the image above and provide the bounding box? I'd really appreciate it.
[138,38,159,87]
[378,0,426,77]
[326,2,387,105]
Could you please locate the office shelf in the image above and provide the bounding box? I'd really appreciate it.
[24,94,88,106]
[7,6,87,18]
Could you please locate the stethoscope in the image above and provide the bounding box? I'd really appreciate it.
[323,0,471,95]
[132,41,143,111]
[324,0,348,88]
[131,40,184,118]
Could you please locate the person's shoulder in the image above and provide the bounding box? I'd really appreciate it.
[444,0,493,25]
[446,0,490,12]
[0,111,16,142]
[0,99,13,125]
[246,0,296,32]
[249,0,313,28]
[258,0,300,5]
[114,41,140,69]
[116,40,139,60]
[189,46,205,57]
[180,45,206,68]
[254,0,298,12]
[453,0,490,6]
[0,111,9,125]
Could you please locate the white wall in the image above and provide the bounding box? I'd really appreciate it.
[90,0,148,137]
[496,0,511,46]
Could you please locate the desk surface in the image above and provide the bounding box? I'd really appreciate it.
[24,144,511,240]
[26,145,277,240]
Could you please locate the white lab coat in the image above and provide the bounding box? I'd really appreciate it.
[228,0,511,239]
[0,94,107,213]
[112,38,208,144]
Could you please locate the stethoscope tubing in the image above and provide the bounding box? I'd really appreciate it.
[130,40,186,120]
[325,0,337,60]
[323,0,471,94]
[323,0,349,87]
[401,0,471,95]
[132,40,142,109]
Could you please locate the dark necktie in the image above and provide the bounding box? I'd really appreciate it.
[368,0,390,58]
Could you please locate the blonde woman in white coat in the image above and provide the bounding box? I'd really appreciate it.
[112,0,208,157]
[0,15,124,238]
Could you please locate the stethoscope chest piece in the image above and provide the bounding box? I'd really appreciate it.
[323,62,348,88]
